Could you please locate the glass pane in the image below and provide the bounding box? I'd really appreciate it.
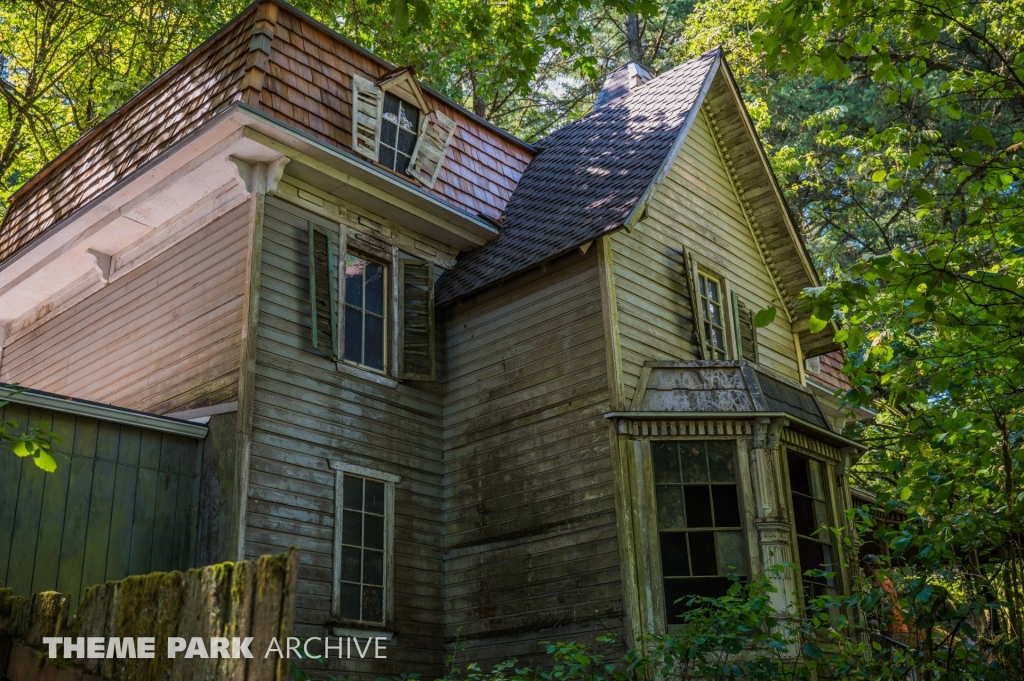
[345,255,364,306]
[364,263,385,315]
[379,119,398,149]
[364,514,385,550]
[711,486,741,527]
[707,442,735,482]
[342,509,363,545]
[792,493,816,537]
[709,325,725,350]
[659,533,690,577]
[787,452,810,495]
[809,460,825,500]
[655,485,685,530]
[715,531,747,575]
[799,538,829,583]
[679,443,708,483]
[395,151,411,175]
[378,146,396,171]
[398,128,418,156]
[698,274,708,296]
[683,485,713,528]
[382,93,400,119]
[364,313,385,370]
[651,442,680,483]
[363,549,384,585]
[338,583,360,620]
[340,546,361,582]
[706,278,720,303]
[813,500,829,534]
[343,475,363,510]
[664,577,735,622]
[365,480,385,514]
[344,306,362,362]
[687,532,717,576]
[708,302,723,327]
[399,102,419,132]
[362,586,384,622]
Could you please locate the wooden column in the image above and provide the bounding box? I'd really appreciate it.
[750,416,799,618]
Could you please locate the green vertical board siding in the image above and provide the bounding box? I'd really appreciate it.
[56,456,96,609]
[31,459,71,594]
[80,459,116,591]
[1,404,202,608]
[7,460,45,595]
[105,463,139,581]
[0,402,26,585]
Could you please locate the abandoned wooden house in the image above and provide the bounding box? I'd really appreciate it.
[0,0,864,675]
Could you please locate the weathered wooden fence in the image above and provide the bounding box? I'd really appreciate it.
[0,550,299,681]
[0,389,208,611]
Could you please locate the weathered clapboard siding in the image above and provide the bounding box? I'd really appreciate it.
[0,402,202,612]
[0,200,252,414]
[249,195,446,676]
[442,248,623,664]
[612,108,800,404]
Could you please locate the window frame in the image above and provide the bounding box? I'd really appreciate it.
[329,461,400,629]
[639,435,759,630]
[684,251,738,361]
[781,446,845,606]
[341,248,390,375]
[696,271,729,360]
[377,92,421,176]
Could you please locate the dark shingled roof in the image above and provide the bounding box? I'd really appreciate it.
[437,49,721,306]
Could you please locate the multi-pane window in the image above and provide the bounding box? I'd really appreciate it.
[698,273,727,360]
[338,474,387,623]
[788,451,838,600]
[344,253,386,371]
[653,440,747,624]
[378,93,420,175]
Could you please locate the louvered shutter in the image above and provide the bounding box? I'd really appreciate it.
[308,223,339,359]
[408,110,457,188]
[399,259,435,381]
[732,291,759,363]
[681,245,707,360]
[352,75,383,159]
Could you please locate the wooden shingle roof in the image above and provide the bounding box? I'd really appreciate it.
[0,0,533,266]
[437,50,721,306]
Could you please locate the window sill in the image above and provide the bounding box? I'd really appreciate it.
[329,626,395,642]
[336,361,399,388]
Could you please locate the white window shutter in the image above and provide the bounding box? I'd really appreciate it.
[352,75,383,159]
[408,110,457,188]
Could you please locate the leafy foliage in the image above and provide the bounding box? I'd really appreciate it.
[1,392,58,472]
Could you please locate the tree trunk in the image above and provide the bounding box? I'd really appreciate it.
[625,13,642,63]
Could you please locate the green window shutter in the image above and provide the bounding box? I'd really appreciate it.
[308,223,339,359]
[399,259,435,381]
[681,245,707,360]
[732,292,759,363]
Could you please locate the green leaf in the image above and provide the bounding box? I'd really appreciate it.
[833,329,849,343]
[12,440,34,458]
[808,315,828,333]
[33,451,57,473]
[754,306,777,327]
[871,169,886,182]
[971,126,996,147]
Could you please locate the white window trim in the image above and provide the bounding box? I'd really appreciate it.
[330,461,401,628]
[339,242,391,376]
[637,436,759,631]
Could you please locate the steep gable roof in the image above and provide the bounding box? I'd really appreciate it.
[437,50,721,306]
[0,0,533,266]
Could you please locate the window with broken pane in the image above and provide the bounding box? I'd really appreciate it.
[652,440,747,625]
[338,474,387,623]
[787,451,839,600]
[697,273,728,360]
[378,93,420,175]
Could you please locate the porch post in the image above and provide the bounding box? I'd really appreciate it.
[750,416,799,617]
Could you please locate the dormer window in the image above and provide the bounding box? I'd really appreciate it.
[351,72,459,189]
[379,93,420,175]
